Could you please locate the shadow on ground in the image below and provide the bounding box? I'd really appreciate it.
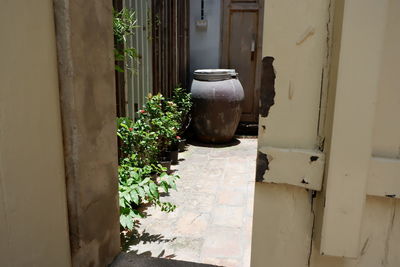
[112,252,220,267]
[235,122,258,136]
[117,208,221,267]
[188,138,241,148]
[117,229,218,267]
[121,225,176,251]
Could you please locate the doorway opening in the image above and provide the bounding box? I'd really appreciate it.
[189,0,263,138]
[112,1,264,266]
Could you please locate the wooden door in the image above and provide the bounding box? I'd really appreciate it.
[221,0,264,123]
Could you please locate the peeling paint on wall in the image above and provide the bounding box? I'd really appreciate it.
[256,151,269,182]
[259,57,276,118]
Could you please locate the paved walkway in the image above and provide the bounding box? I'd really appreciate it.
[120,138,257,267]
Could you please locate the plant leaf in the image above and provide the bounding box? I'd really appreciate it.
[149,182,159,198]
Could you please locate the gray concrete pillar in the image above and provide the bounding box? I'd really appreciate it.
[53,0,121,265]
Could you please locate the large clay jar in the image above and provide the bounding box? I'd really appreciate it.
[191,69,244,143]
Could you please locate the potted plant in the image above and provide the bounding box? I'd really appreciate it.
[172,87,192,152]
[170,135,181,165]
[117,114,181,231]
[178,135,186,153]
[161,99,181,168]
[117,117,159,167]
[141,94,180,172]
[164,99,182,165]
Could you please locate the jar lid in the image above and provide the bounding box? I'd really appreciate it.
[193,69,237,81]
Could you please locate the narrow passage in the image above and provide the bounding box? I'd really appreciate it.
[119,138,257,267]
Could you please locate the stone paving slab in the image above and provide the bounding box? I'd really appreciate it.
[121,138,257,267]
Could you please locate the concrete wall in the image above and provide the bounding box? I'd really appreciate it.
[53,0,121,265]
[252,0,400,266]
[0,1,121,266]
[189,0,222,83]
[0,1,71,266]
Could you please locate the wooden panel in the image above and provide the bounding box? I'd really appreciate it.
[221,0,263,123]
[257,150,400,198]
[367,157,400,199]
[256,147,400,197]
[320,0,389,258]
[311,196,400,267]
[228,10,257,117]
[370,0,400,158]
[258,0,331,150]
[124,0,153,118]
[368,0,400,199]
[115,0,189,118]
[152,0,189,98]
[259,146,325,190]
[252,183,313,267]
[113,0,126,117]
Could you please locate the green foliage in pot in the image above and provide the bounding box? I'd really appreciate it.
[114,9,190,232]
[172,87,192,134]
[117,117,158,167]
[117,116,179,231]
[141,94,181,154]
[172,87,192,120]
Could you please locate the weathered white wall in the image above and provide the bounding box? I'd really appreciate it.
[252,0,331,264]
[258,0,330,150]
[252,0,400,266]
[319,0,390,258]
[189,0,222,83]
[0,1,71,266]
[315,0,400,264]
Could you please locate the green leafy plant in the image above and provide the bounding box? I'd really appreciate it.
[172,87,192,135]
[116,88,191,231]
[117,117,180,231]
[172,87,192,118]
[113,8,139,73]
[118,156,179,230]
[117,117,159,166]
[140,94,181,155]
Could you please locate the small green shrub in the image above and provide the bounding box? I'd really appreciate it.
[117,117,158,166]
[141,94,181,154]
[118,156,178,230]
[172,87,192,135]
[172,87,192,121]
[114,9,186,232]
[117,114,179,231]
